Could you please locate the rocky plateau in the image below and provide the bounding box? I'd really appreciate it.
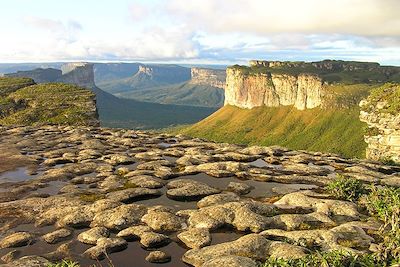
[0,125,399,266]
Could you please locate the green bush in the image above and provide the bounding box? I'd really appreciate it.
[263,250,378,267]
[47,260,80,267]
[364,186,400,262]
[326,174,366,202]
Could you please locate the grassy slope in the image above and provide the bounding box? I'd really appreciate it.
[0,82,97,126]
[116,82,225,107]
[178,105,367,158]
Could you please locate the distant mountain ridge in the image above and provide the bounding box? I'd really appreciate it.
[5,63,217,129]
[97,64,191,94]
[109,66,226,107]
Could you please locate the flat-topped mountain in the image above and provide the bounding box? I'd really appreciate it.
[225,60,400,110]
[123,67,225,107]
[98,64,191,94]
[178,60,400,161]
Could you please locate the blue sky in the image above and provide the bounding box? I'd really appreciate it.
[1,0,400,65]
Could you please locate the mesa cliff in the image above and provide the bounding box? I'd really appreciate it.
[189,68,226,89]
[224,67,323,110]
[224,60,400,110]
[59,62,96,88]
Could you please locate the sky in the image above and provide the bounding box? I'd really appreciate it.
[1,0,400,65]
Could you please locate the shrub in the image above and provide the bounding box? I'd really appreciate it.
[263,250,378,267]
[326,174,366,202]
[47,260,80,267]
[364,186,400,262]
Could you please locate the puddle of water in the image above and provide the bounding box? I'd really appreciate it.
[116,162,139,171]
[34,181,68,195]
[94,240,189,267]
[159,142,172,148]
[249,159,268,168]
[0,167,38,182]
[135,187,198,211]
[210,229,243,245]
[309,163,336,172]
[163,156,178,164]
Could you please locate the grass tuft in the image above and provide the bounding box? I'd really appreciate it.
[326,174,366,202]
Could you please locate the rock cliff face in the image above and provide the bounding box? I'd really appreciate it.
[224,67,323,110]
[189,68,226,89]
[59,63,96,89]
[360,84,400,163]
[133,65,191,86]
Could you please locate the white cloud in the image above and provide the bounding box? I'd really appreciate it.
[163,0,400,36]
[1,0,400,64]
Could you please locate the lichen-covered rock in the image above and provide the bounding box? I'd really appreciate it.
[0,250,20,263]
[227,182,252,195]
[145,250,171,263]
[117,225,170,248]
[90,204,147,231]
[125,175,165,189]
[197,193,240,208]
[83,237,127,260]
[177,228,211,248]
[42,228,72,244]
[105,188,162,203]
[274,191,360,219]
[166,179,220,200]
[182,234,270,266]
[261,222,375,252]
[0,256,50,267]
[141,211,186,232]
[188,201,277,232]
[0,232,34,249]
[77,227,109,245]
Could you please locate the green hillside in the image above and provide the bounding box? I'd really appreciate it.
[0,78,98,126]
[177,105,367,158]
[116,82,225,107]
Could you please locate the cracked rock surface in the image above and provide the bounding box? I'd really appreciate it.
[0,125,399,266]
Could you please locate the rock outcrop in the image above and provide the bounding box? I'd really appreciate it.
[130,65,191,88]
[59,63,96,89]
[189,68,226,89]
[360,84,400,163]
[224,67,323,110]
